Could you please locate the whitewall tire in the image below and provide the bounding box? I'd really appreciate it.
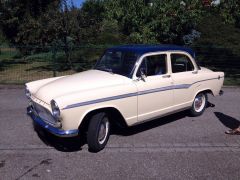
[189,93,208,117]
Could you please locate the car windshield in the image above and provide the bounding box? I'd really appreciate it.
[94,50,139,77]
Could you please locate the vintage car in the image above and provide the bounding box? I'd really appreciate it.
[26,45,224,152]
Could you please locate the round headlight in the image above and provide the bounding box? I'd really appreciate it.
[51,100,61,119]
[25,86,31,98]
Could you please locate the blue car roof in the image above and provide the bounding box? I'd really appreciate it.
[108,45,195,58]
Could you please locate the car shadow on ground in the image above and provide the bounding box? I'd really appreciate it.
[214,112,240,129]
[33,123,86,152]
[33,111,188,152]
[112,111,188,136]
[33,102,215,152]
[113,100,214,136]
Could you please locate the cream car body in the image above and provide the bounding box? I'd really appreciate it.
[26,45,224,150]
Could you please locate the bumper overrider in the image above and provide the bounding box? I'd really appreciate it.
[27,106,79,137]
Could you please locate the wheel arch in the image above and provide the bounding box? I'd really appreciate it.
[194,88,213,99]
[78,106,128,132]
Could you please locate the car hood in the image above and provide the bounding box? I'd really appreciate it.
[33,70,128,104]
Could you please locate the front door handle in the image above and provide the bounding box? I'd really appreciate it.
[162,75,171,78]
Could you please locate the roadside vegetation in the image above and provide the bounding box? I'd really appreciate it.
[0,0,239,85]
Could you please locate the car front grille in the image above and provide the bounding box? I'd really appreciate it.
[32,102,60,127]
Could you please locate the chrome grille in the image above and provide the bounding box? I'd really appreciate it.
[32,102,59,127]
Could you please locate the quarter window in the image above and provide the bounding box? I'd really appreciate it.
[171,54,194,73]
[137,54,167,77]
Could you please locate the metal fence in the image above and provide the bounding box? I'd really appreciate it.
[192,45,240,85]
[0,45,105,84]
[0,45,239,85]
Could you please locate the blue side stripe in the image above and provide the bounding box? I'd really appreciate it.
[138,85,175,95]
[63,76,223,110]
[63,92,138,110]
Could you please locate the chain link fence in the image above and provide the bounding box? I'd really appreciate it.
[0,45,239,85]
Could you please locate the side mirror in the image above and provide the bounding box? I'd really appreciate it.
[139,68,147,81]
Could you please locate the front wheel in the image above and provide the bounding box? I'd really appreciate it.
[87,112,110,152]
[189,93,208,117]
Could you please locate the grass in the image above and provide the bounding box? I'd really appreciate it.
[224,78,240,86]
[0,47,101,84]
[0,42,239,85]
[0,61,75,84]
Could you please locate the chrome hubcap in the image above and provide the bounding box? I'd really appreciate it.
[98,117,109,144]
[194,94,206,112]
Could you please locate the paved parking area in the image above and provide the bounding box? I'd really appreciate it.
[0,86,240,179]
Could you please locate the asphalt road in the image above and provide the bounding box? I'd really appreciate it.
[0,86,240,180]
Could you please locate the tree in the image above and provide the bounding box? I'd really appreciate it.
[0,0,60,43]
[76,0,127,44]
[1,0,205,45]
[36,0,79,68]
[75,0,105,44]
[104,0,204,44]
[0,0,24,43]
[220,0,240,28]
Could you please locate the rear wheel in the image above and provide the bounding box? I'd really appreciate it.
[87,112,110,152]
[189,93,207,117]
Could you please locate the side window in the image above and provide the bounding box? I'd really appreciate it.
[137,54,167,77]
[171,54,194,73]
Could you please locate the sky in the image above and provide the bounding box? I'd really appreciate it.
[70,0,85,7]
[70,0,222,7]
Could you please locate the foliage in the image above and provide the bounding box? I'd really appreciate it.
[1,0,240,71]
[1,0,240,46]
[0,29,7,45]
[0,0,60,43]
[0,0,206,46]
[220,0,240,28]
[194,13,240,55]
[104,0,204,44]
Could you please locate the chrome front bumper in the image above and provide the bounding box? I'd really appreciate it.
[27,106,79,137]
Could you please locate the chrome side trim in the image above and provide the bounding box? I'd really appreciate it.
[138,85,175,96]
[137,84,189,96]
[191,77,224,86]
[63,76,224,110]
[27,106,79,137]
[63,92,138,110]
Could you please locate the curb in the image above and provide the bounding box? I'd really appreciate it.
[0,84,24,89]
[223,86,240,88]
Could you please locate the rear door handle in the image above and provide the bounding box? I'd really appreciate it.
[162,75,171,78]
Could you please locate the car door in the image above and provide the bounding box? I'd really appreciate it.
[134,53,174,122]
[170,52,200,108]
